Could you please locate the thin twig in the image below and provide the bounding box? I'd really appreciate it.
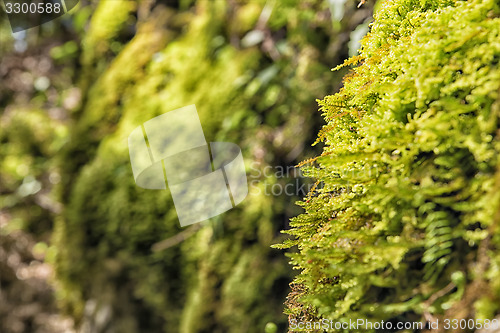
[151,223,203,252]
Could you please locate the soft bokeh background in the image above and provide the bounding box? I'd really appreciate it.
[0,1,373,332]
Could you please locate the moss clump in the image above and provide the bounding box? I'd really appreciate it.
[280,0,500,329]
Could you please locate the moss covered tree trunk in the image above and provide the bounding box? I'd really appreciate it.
[43,1,374,332]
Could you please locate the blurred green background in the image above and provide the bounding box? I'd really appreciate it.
[0,1,373,332]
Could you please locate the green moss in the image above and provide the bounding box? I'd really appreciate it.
[0,108,66,234]
[280,0,500,329]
